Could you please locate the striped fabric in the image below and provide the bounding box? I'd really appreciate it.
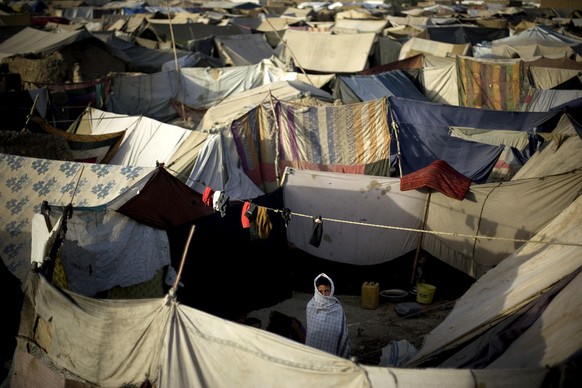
[276,98,391,171]
[230,98,391,192]
[456,56,524,111]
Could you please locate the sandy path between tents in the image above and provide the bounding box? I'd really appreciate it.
[248,291,454,365]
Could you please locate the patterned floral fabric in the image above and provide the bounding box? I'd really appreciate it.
[0,153,155,284]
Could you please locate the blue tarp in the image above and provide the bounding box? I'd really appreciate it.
[388,97,562,183]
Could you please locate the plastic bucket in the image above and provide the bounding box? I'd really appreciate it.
[416,283,436,304]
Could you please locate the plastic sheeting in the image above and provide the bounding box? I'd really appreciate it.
[282,168,427,265]
[422,170,582,278]
[410,193,582,367]
[11,271,551,387]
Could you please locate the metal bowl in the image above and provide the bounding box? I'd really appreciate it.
[380,289,409,302]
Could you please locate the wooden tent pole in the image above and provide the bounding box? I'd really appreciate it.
[172,224,196,294]
[410,191,431,288]
[269,91,282,186]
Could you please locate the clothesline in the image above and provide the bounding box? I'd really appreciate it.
[194,181,582,249]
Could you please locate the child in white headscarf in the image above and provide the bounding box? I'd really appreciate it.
[305,273,351,359]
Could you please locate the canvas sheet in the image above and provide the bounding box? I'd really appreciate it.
[0,26,90,61]
[523,89,582,112]
[29,274,169,387]
[33,116,125,164]
[280,30,376,73]
[198,79,334,132]
[491,42,575,60]
[330,18,388,34]
[179,59,297,110]
[426,25,509,45]
[398,37,470,61]
[491,25,582,47]
[361,53,423,75]
[146,22,243,44]
[186,133,265,201]
[528,66,582,90]
[524,56,582,73]
[334,70,428,103]
[456,56,524,111]
[214,34,275,66]
[0,153,155,285]
[421,170,582,278]
[409,193,582,367]
[105,70,181,121]
[386,15,429,28]
[282,168,427,265]
[77,107,192,169]
[370,36,402,68]
[421,62,459,105]
[512,114,582,179]
[488,269,582,368]
[13,271,551,387]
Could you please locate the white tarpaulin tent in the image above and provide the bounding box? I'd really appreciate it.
[421,170,582,278]
[0,26,91,60]
[105,59,296,120]
[421,112,582,278]
[408,193,582,368]
[74,107,193,168]
[197,79,334,131]
[282,168,427,265]
[8,271,550,387]
[399,37,470,61]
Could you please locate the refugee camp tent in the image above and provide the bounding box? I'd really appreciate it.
[419,54,459,105]
[6,269,551,387]
[0,153,156,286]
[186,132,265,200]
[229,97,391,193]
[141,21,245,48]
[421,169,582,278]
[387,96,562,182]
[407,192,582,370]
[104,58,299,121]
[71,107,192,168]
[282,167,427,266]
[197,79,335,132]
[0,26,91,61]
[278,30,377,73]
[426,24,509,45]
[72,107,209,179]
[214,33,275,66]
[332,69,428,103]
[475,25,582,59]
[398,36,470,60]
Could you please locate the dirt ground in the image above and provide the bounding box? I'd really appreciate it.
[248,290,455,365]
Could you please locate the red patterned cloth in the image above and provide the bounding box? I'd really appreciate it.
[400,160,472,200]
